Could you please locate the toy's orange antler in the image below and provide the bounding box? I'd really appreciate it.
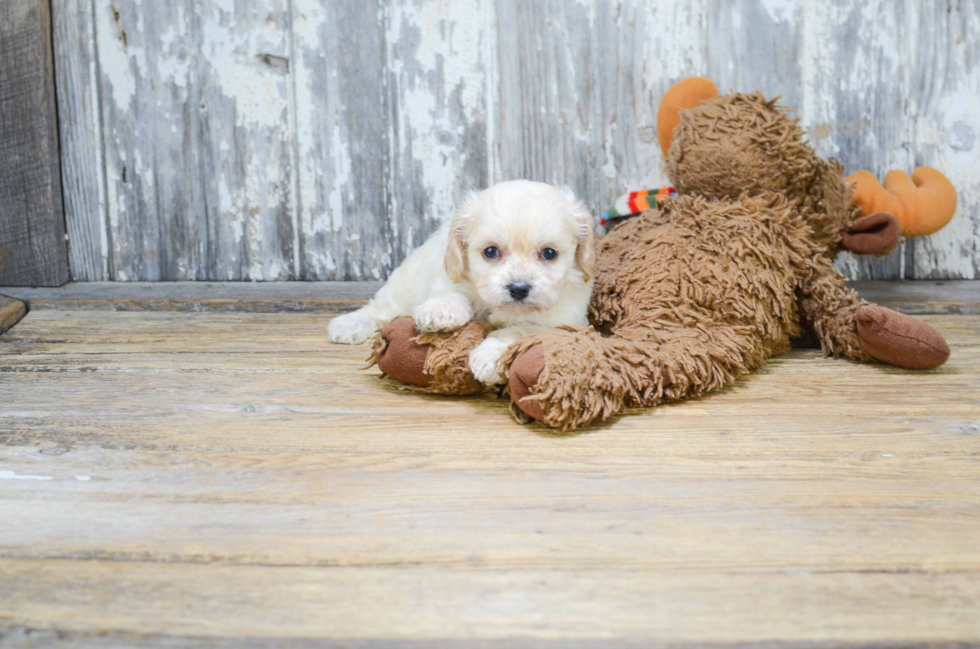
[846,167,957,237]
[657,77,719,159]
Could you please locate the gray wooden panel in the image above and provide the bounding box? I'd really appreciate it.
[592,0,707,200]
[51,0,980,282]
[291,0,388,280]
[906,1,980,280]
[92,0,296,280]
[705,0,804,110]
[494,0,602,208]
[52,0,109,282]
[384,0,494,261]
[291,0,493,280]
[803,0,920,280]
[0,0,69,287]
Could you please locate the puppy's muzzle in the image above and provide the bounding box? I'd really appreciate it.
[507,281,531,302]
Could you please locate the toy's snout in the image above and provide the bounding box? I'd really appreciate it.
[840,212,902,257]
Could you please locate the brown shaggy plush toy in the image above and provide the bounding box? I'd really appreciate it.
[369,77,954,430]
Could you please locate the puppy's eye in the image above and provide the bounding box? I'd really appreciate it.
[540,248,558,261]
[483,246,500,260]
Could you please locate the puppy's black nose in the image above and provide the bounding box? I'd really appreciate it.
[507,281,531,302]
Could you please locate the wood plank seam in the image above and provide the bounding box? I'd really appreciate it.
[0,280,975,315]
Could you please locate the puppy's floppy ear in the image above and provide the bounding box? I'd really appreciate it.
[561,186,596,283]
[445,190,479,283]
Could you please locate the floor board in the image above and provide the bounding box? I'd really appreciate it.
[1,307,979,645]
[2,280,977,314]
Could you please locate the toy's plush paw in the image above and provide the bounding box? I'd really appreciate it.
[328,308,378,344]
[856,305,950,370]
[468,337,510,385]
[840,212,901,256]
[374,317,433,386]
[371,317,495,395]
[413,295,474,333]
[508,344,547,421]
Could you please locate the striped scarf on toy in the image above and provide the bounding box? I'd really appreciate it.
[599,187,676,231]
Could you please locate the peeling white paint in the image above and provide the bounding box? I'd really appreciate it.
[0,470,54,481]
[326,125,352,233]
[758,0,796,23]
[805,0,917,279]
[387,0,492,227]
[637,0,707,191]
[58,0,980,281]
[203,10,290,130]
[908,3,980,280]
[291,0,361,277]
[94,2,139,112]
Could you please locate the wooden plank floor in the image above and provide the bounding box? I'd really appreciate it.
[1,285,979,646]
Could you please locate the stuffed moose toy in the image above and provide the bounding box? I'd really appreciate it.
[368,77,957,430]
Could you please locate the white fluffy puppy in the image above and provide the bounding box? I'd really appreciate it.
[327,180,595,384]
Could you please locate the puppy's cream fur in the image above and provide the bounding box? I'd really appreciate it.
[327,180,595,384]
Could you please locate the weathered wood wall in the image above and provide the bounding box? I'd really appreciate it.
[52,0,980,281]
[0,0,69,287]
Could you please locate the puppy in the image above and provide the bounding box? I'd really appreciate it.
[327,180,595,384]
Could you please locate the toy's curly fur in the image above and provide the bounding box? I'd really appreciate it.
[500,192,870,430]
[666,91,861,254]
[416,320,496,395]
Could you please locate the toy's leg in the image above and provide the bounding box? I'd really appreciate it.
[504,322,773,430]
[798,264,949,369]
[797,270,869,361]
[368,316,493,395]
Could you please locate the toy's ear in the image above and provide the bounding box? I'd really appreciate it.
[847,167,957,237]
[445,191,479,283]
[561,186,595,282]
[840,212,902,256]
[657,77,719,159]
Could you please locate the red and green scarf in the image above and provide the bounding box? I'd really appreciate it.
[600,187,675,230]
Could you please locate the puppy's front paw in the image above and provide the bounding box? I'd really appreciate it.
[469,338,509,385]
[414,295,474,333]
[327,309,378,345]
